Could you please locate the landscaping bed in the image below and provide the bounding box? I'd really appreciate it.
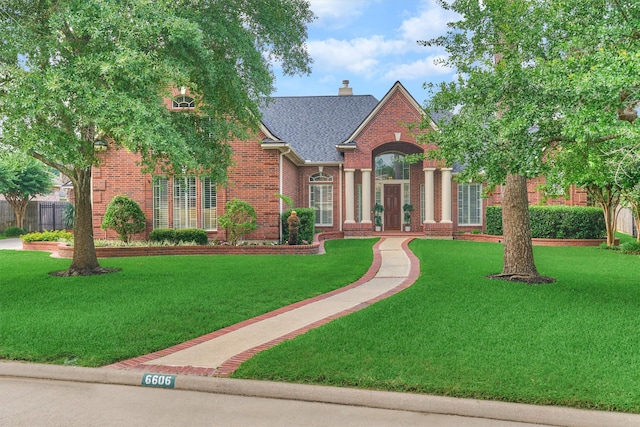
[22,231,345,257]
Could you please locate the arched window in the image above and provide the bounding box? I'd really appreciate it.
[375,152,409,180]
[309,172,333,226]
[309,172,333,182]
[172,95,195,109]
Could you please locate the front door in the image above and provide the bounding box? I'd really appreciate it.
[384,184,401,230]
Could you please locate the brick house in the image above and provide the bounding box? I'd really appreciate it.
[91,80,587,242]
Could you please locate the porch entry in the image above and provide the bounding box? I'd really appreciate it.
[383,184,402,230]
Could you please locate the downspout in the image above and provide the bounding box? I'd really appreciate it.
[279,147,291,242]
[339,163,343,232]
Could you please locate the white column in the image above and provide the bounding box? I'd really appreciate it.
[344,168,355,224]
[423,168,435,223]
[441,168,452,223]
[361,168,372,223]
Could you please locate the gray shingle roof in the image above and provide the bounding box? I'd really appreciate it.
[259,95,379,163]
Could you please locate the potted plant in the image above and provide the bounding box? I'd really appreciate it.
[373,203,384,231]
[403,203,414,232]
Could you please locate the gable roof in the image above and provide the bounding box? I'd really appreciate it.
[259,95,379,163]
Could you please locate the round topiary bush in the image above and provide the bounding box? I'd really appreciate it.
[4,226,26,237]
[101,195,147,243]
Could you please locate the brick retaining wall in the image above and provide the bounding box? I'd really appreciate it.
[22,232,346,258]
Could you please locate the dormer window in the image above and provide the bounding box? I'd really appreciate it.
[172,95,195,109]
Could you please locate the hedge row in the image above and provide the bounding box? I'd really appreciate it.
[486,205,606,239]
[21,230,73,242]
[281,208,316,244]
[148,228,209,245]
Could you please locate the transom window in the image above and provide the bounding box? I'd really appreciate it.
[309,172,333,182]
[375,152,409,180]
[172,95,195,109]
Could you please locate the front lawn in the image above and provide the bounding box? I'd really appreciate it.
[0,239,375,366]
[233,239,640,413]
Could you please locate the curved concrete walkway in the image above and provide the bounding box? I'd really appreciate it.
[106,236,420,377]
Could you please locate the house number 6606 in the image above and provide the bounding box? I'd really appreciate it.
[141,373,176,388]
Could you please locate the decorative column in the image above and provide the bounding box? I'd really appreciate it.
[344,168,355,224]
[441,168,452,223]
[361,168,372,223]
[423,168,435,223]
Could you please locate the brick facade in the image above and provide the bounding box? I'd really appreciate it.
[91,81,589,242]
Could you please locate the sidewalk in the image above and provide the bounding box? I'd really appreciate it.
[105,236,419,377]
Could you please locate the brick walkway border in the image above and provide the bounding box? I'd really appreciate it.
[105,237,420,377]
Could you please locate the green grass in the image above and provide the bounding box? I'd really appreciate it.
[0,239,375,367]
[233,239,640,413]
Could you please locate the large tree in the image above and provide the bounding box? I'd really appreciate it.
[420,0,560,283]
[0,151,54,230]
[420,0,640,282]
[0,0,313,275]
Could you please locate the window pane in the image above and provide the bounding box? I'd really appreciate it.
[458,183,482,226]
[173,177,197,229]
[153,177,169,229]
[375,152,409,180]
[202,178,217,230]
[310,184,332,226]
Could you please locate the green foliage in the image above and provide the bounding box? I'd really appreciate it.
[148,228,176,243]
[219,198,258,245]
[4,226,27,237]
[403,203,414,224]
[101,195,147,243]
[486,206,605,239]
[21,230,73,242]
[620,241,640,255]
[373,203,384,227]
[275,193,294,210]
[0,0,313,271]
[63,204,75,229]
[281,208,316,243]
[175,229,208,245]
[485,206,503,235]
[148,228,208,245]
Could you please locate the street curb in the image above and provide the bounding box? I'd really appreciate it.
[2,361,640,427]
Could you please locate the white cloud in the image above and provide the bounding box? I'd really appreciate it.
[399,0,459,47]
[384,55,452,81]
[309,0,377,29]
[308,36,405,77]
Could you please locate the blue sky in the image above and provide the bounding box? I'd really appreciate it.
[272,0,460,105]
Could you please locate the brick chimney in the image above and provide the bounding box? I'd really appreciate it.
[338,80,353,96]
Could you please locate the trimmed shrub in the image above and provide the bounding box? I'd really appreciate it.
[149,228,176,243]
[219,198,257,245]
[101,195,146,243]
[486,205,605,239]
[175,228,208,245]
[4,226,26,237]
[620,241,640,255]
[485,206,503,235]
[281,208,315,244]
[21,230,73,242]
[149,228,208,245]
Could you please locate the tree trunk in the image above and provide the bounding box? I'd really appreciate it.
[5,196,29,230]
[56,166,117,276]
[589,184,620,247]
[492,174,553,283]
